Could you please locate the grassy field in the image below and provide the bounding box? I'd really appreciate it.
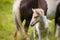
[0,0,14,40]
[0,0,60,40]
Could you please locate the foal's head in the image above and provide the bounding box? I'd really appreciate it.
[30,8,45,26]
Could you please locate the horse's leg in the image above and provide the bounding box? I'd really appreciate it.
[14,27,18,40]
[14,17,24,40]
[54,18,58,37]
[24,20,30,40]
[54,3,60,37]
[54,24,59,37]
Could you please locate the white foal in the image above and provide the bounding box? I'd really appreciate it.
[30,8,49,40]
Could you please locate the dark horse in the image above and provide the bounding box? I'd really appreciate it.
[13,0,47,40]
[54,2,60,37]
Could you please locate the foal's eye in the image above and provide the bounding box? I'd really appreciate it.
[34,16,39,18]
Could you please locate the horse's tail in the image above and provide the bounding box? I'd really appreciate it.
[12,0,24,32]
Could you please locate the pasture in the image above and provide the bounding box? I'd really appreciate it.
[0,0,60,40]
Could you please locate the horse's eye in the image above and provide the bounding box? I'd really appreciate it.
[34,16,39,18]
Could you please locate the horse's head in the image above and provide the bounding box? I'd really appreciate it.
[30,8,45,26]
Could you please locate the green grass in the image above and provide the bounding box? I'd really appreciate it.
[0,0,14,40]
[0,0,60,40]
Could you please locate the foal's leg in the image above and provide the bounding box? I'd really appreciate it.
[40,12,49,40]
[42,15,49,40]
[38,9,49,40]
[45,28,49,40]
[35,23,41,40]
[44,16,49,40]
[33,27,36,40]
[24,20,30,40]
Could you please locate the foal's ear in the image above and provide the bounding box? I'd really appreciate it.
[36,9,44,15]
[32,8,36,12]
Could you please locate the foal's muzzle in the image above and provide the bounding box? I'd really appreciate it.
[30,22,35,26]
[30,21,39,26]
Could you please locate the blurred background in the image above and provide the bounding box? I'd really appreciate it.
[0,0,60,40]
[0,0,14,40]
